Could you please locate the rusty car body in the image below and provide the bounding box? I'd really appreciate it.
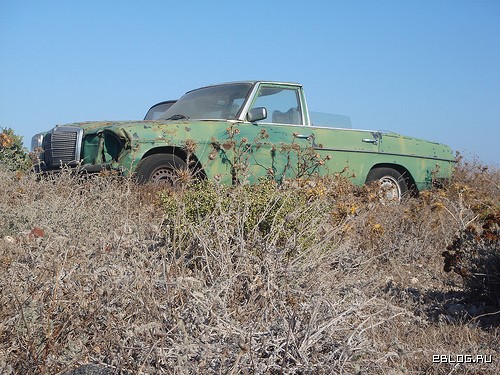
[31,81,455,199]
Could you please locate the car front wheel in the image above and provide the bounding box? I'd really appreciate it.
[135,154,189,186]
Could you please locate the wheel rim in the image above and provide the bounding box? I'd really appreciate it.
[150,167,177,185]
[379,175,402,202]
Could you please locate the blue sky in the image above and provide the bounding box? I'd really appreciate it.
[1,0,499,165]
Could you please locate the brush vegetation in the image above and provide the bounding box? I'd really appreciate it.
[0,145,499,373]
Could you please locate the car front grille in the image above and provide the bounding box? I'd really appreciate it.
[42,126,83,168]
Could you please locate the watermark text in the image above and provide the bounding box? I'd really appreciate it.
[433,354,492,364]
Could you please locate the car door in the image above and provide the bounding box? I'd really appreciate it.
[236,83,314,183]
[237,83,380,185]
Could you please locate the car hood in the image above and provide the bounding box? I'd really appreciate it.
[55,119,199,138]
[57,120,168,133]
[54,119,228,144]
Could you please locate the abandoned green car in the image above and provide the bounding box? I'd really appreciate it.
[31,81,455,199]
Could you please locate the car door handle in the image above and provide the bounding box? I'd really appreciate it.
[362,138,378,145]
[295,134,313,140]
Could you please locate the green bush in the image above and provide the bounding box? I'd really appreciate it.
[0,127,31,171]
[160,179,327,253]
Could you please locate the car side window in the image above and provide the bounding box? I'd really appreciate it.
[251,86,302,125]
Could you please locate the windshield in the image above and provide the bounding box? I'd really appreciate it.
[160,83,253,120]
[144,100,176,120]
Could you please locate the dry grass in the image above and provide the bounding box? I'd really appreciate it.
[0,162,498,374]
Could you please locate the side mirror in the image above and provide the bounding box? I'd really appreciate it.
[247,107,267,123]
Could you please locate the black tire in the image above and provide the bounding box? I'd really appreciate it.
[135,154,188,185]
[365,167,408,202]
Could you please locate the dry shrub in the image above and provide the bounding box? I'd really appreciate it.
[441,160,500,310]
[0,162,498,374]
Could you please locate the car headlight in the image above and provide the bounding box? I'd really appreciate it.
[31,133,45,151]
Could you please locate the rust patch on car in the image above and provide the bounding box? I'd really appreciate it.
[222,141,235,151]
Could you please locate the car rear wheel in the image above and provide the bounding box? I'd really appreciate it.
[366,167,408,202]
[135,154,189,186]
